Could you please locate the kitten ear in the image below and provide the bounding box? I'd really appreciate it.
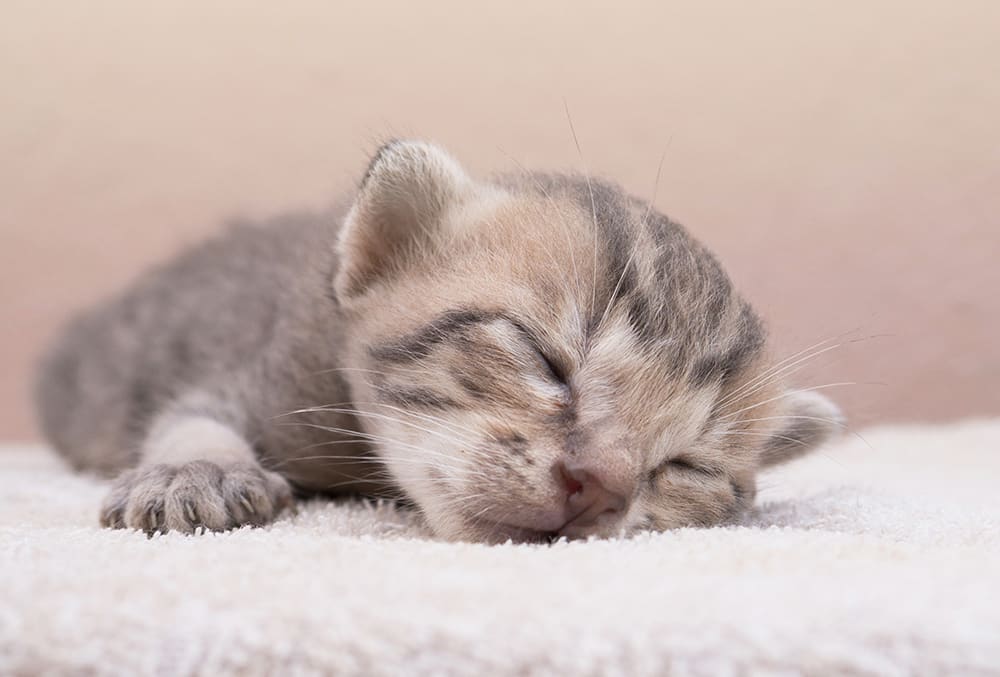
[759,390,844,467]
[334,140,472,301]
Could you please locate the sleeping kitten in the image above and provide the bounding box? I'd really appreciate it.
[35,140,842,543]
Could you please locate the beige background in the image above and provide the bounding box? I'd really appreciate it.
[2,1,998,440]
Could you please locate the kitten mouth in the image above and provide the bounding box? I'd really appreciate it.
[474,506,616,544]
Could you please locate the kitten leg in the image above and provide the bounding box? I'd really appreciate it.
[100,414,292,534]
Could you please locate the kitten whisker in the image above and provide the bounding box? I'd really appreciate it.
[357,399,494,442]
[279,406,478,449]
[717,329,864,409]
[273,421,488,472]
[733,415,875,454]
[719,381,884,422]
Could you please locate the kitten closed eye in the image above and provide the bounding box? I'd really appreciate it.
[654,456,724,478]
[537,350,568,385]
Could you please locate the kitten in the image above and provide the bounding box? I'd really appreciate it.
[35,140,842,543]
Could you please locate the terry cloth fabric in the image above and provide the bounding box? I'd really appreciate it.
[1,420,999,675]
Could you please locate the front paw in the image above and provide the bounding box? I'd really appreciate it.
[100,460,293,534]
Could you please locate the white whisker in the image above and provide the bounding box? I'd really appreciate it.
[564,99,599,321]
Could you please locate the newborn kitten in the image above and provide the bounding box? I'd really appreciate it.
[35,140,842,543]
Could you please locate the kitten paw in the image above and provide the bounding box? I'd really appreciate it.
[100,460,293,534]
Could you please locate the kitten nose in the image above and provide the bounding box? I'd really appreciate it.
[555,461,629,528]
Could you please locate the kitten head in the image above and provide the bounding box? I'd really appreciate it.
[333,140,842,543]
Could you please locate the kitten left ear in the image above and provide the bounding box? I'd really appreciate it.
[334,140,473,302]
[759,390,844,467]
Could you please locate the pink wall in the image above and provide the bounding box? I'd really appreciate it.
[2,1,998,439]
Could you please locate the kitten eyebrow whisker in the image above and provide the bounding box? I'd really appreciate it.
[594,149,667,336]
[498,148,586,328]
[563,99,600,322]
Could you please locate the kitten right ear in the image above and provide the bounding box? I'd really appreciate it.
[334,140,472,302]
[759,390,844,467]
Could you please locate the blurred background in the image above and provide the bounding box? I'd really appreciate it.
[2,1,997,441]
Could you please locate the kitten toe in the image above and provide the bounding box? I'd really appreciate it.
[99,468,136,529]
[162,461,229,533]
[220,466,273,526]
[120,464,177,533]
[220,465,293,527]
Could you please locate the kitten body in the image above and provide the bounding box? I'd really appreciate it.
[37,211,381,494]
[36,141,841,542]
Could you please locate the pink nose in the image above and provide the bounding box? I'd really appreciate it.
[555,461,629,530]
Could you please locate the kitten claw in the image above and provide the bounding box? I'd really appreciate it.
[239,494,255,516]
[146,506,163,534]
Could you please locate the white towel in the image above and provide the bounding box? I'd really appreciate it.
[2,420,998,676]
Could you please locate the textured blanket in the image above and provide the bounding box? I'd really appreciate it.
[2,421,999,676]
